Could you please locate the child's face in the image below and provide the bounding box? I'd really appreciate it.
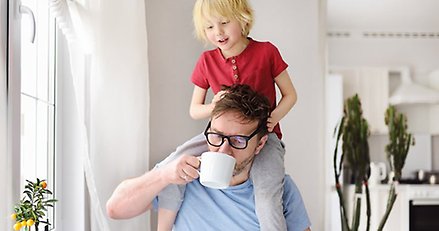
[204,16,247,58]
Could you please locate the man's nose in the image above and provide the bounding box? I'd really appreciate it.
[218,138,233,154]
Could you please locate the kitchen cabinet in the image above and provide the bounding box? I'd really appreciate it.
[327,184,405,231]
[343,184,404,231]
[329,67,389,134]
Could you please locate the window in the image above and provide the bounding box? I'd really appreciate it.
[17,0,56,228]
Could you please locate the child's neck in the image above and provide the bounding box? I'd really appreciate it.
[221,37,250,59]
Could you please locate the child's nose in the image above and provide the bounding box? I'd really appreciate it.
[215,27,223,36]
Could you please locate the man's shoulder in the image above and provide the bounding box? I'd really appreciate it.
[282,175,312,231]
[282,175,302,202]
[283,175,297,189]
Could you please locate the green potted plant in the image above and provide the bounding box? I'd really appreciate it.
[377,105,414,231]
[11,178,57,231]
[333,94,371,231]
[333,96,415,231]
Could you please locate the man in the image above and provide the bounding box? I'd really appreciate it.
[106,84,311,231]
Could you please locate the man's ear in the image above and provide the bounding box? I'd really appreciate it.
[254,134,268,155]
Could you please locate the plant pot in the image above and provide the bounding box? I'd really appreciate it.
[29,223,49,231]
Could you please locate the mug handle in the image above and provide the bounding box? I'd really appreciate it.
[196,156,202,174]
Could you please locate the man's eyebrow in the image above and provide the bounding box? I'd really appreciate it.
[210,127,223,134]
[211,128,249,137]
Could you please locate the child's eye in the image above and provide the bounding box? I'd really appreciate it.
[221,21,229,25]
[206,25,213,29]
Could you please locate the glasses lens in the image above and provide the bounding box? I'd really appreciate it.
[229,136,247,149]
[206,133,223,146]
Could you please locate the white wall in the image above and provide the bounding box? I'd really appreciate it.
[145,0,205,169]
[250,1,326,230]
[145,0,204,229]
[146,0,326,230]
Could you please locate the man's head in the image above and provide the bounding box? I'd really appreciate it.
[204,84,271,184]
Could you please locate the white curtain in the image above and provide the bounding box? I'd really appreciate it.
[50,0,150,230]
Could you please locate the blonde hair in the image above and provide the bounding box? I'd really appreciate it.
[193,0,254,44]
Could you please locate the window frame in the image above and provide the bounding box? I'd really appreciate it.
[7,0,58,229]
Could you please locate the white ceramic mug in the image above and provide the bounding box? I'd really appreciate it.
[199,151,236,189]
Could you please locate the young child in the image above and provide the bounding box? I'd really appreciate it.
[155,0,297,230]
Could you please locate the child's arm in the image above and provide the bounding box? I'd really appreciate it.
[269,70,297,132]
[189,86,211,120]
[189,85,225,120]
[158,209,177,231]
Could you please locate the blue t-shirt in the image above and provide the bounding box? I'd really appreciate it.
[155,175,311,231]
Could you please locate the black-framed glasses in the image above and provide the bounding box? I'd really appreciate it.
[203,121,263,150]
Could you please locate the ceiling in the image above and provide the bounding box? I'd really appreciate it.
[327,0,439,32]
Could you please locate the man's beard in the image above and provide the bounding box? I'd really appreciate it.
[233,154,256,176]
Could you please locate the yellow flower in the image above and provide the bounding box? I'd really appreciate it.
[10,213,17,220]
[27,219,35,226]
[13,222,21,230]
[21,220,27,227]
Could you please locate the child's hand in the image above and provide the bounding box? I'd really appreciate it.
[211,90,227,105]
[267,115,280,132]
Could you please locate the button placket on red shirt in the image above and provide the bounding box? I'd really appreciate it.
[231,58,239,82]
